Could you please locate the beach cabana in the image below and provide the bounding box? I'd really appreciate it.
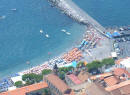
[112,31,120,37]
[72,61,77,68]
[106,32,112,38]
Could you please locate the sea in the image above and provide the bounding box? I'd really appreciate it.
[0,0,130,78]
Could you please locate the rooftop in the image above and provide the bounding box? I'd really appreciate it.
[67,74,81,85]
[77,71,90,82]
[86,83,110,95]
[110,84,130,95]
[114,68,130,78]
[104,76,120,86]
[45,74,70,93]
[0,82,48,95]
[90,72,112,80]
[116,57,130,68]
[105,80,130,92]
[119,84,130,95]
[110,89,122,95]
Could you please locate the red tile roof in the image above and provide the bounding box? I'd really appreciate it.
[86,83,110,95]
[45,74,70,93]
[111,89,122,95]
[119,84,130,95]
[90,72,112,80]
[105,80,130,92]
[0,82,48,95]
[77,71,90,82]
[104,76,120,86]
[110,84,130,95]
[114,68,130,78]
[67,74,81,84]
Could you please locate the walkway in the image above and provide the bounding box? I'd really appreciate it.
[48,0,107,37]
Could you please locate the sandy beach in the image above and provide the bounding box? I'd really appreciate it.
[18,25,111,76]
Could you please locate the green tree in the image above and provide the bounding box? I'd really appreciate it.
[59,71,65,80]
[101,58,115,66]
[86,58,115,73]
[59,66,73,73]
[42,88,51,95]
[58,66,73,80]
[76,61,85,68]
[42,69,52,75]
[86,60,102,72]
[14,81,23,88]
[22,73,43,85]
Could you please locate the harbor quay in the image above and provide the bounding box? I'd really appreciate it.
[48,0,108,37]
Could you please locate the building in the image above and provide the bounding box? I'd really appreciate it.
[105,80,130,95]
[44,74,75,95]
[104,76,120,86]
[65,74,81,86]
[77,71,90,83]
[90,72,113,80]
[115,57,130,72]
[85,83,110,95]
[114,68,130,80]
[110,84,130,95]
[0,82,48,95]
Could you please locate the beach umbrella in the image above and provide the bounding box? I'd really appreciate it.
[84,61,87,66]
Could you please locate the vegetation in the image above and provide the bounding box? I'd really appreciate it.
[22,73,43,85]
[58,66,73,80]
[21,69,52,86]
[86,60,102,72]
[59,71,65,80]
[76,61,85,68]
[86,58,115,73]
[101,58,115,66]
[14,81,23,88]
[42,88,51,95]
[59,66,73,73]
[42,69,52,75]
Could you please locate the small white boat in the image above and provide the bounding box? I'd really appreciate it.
[61,29,66,32]
[66,32,71,35]
[11,8,17,11]
[0,16,6,19]
[40,29,43,33]
[45,34,50,38]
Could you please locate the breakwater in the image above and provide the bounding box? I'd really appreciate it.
[48,0,107,37]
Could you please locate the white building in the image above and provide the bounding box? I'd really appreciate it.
[115,57,130,72]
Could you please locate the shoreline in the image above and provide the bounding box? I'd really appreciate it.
[0,26,86,79]
[1,25,128,79]
[18,27,87,75]
[0,0,129,91]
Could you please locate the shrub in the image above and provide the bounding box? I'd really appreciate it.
[42,69,52,75]
[22,73,43,85]
[14,81,23,88]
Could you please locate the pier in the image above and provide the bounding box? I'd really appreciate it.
[48,0,108,37]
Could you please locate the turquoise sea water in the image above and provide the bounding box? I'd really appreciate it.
[0,0,130,78]
[73,0,130,26]
[0,0,86,77]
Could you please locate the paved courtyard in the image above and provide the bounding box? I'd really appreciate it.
[118,41,130,58]
[82,37,113,63]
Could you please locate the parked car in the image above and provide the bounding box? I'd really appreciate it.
[114,43,119,48]
[115,48,120,55]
